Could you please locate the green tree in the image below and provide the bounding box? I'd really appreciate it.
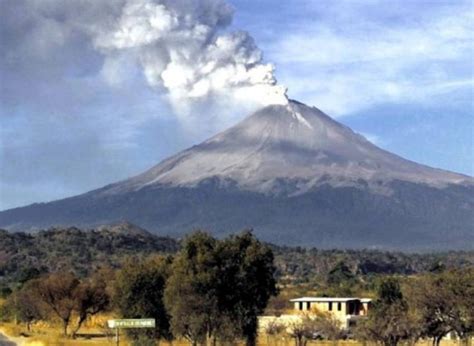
[357,278,420,346]
[216,231,278,346]
[327,261,354,285]
[326,261,357,296]
[164,232,221,345]
[114,255,173,342]
[164,231,278,345]
[446,269,474,342]
[4,282,44,331]
[412,269,474,344]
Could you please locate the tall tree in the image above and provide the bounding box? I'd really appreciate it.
[164,232,221,345]
[114,255,173,342]
[216,231,278,346]
[164,231,278,345]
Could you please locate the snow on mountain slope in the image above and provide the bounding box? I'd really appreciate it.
[103,100,471,196]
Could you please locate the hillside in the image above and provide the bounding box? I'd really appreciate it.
[0,223,178,287]
[1,225,473,291]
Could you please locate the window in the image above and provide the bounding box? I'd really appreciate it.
[307,302,311,310]
[328,302,333,311]
[299,302,303,311]
[337,302,342,311]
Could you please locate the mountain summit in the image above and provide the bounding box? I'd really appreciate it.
[108,100,468,196]
[1,100,473,250]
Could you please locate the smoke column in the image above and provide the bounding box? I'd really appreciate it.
[92,0,288,115]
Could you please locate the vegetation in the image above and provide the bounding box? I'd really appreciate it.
[0,224,178,291]
[287,312,345,346]
[2,271,110,337]
[409,269,474,345]
[1,224,473,294]
[0,225,473,345]
[114,255,173,343]
[356,278,418,346]
[164,231,277,345]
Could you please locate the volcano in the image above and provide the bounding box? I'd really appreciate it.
[1,100,473,250]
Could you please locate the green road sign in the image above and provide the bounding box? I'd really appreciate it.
[107,319,156,329]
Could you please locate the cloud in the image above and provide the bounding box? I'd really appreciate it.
[91,0,288,117]
[264,0,473,116]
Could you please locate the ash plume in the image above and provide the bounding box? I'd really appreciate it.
[92,0,288,114]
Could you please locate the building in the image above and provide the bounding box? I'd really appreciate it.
[289,297,372,328]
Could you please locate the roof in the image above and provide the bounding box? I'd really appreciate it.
[290,297,372,303]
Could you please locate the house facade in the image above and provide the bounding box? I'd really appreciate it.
[289,297,372,328]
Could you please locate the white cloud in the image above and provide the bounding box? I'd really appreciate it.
[267,5,473,116]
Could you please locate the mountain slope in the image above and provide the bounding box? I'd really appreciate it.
[102,100,470,196]
[1,100,473,250]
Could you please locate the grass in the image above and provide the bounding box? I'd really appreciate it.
[0,322,468,346]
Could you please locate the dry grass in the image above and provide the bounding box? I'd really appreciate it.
[1,322,469,346]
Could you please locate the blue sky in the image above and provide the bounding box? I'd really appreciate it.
[0,0,473,210]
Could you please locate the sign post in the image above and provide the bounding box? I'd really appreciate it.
[107,319,156,346]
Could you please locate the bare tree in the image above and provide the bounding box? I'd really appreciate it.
[287,315,319,346]
[311,311,345,341]
[265,318,286,345]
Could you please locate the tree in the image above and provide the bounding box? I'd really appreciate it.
[327,261,354,286]
[164,231,278,345]
[265,318,286,344]
[4,282,44,331]
[287,315,320,346]
[411,269,474,345]
[326,261,357,296]
[114,255,173,342]
[411,275,454,346]
[216,231,278,346]
[445,269,474,342]
[33,272,80,336]
[311,311,345,341]
[71,276,110,338]
[164,232,221,345]
[357,278,420,346]
[32,272,110,337]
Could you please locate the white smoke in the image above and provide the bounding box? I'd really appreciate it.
[92,0,288,115]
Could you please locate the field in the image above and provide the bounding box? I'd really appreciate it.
[0,321,469,346]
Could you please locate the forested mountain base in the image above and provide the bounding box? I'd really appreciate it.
[1,223,473,293]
